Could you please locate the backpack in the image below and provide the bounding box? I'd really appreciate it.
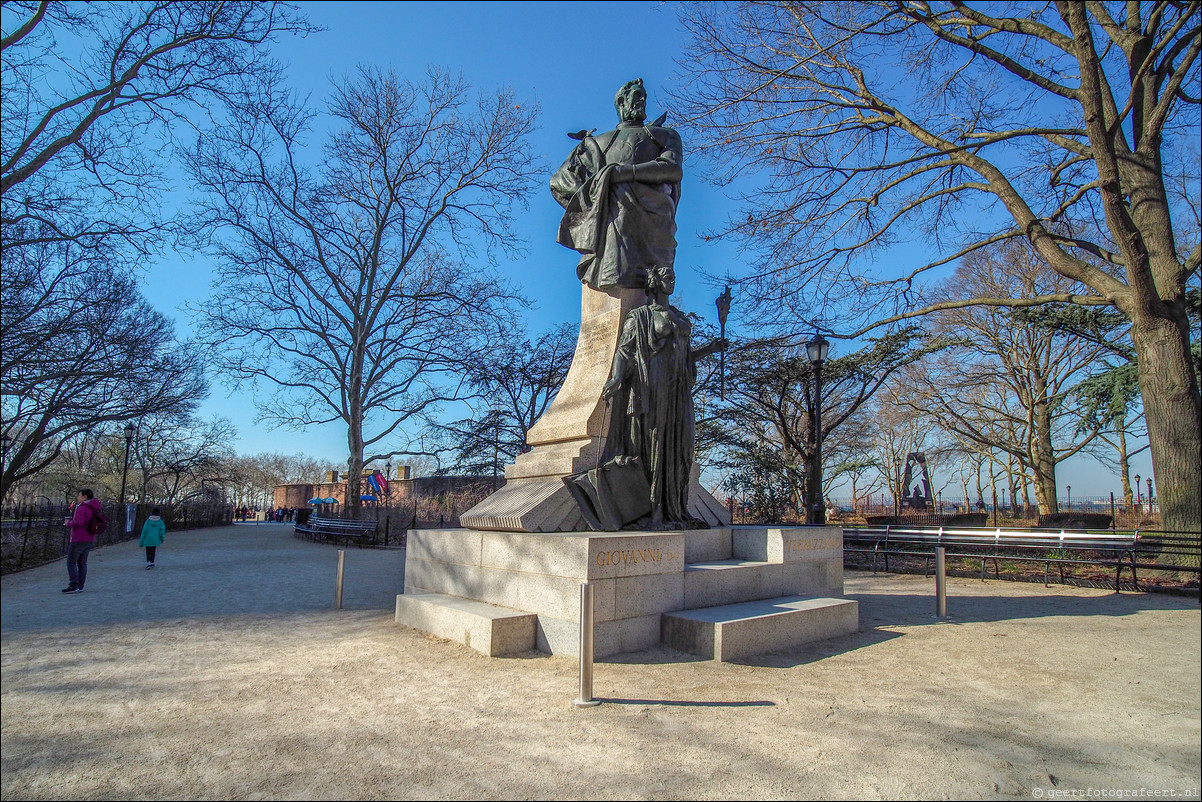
[86,507,109,537]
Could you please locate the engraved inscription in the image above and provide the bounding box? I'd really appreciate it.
[785,537,842,552]
[595,547,663,567]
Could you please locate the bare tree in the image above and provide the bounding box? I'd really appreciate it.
[1,1,311,500]
[713,330,942,521]
[1,0,314,255]
[430,322,575,476]
[674,1,1201,531]
[187,67,541,510]
[129,414,237,503]
[865,381,941,516]
[0,255,208,501]
[904,243,1121,513]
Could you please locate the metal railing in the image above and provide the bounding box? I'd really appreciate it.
[842,524,1200,597]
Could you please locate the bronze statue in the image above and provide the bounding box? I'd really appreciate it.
[565,265,726,529]
[550,79,683,291]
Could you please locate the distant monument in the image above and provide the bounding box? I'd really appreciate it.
[900,452,932,510]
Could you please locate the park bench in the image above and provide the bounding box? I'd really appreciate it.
[294,515,379,548]
[842,525,1200,597]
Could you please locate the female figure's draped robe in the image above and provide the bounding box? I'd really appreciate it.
[600,301,695,525]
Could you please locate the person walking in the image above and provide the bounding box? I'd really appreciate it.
[139,508,166,569]
[62,489,104,593]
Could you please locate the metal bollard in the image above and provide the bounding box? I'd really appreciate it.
[935,546,947,618]
[573,582,601,708]
[335,549,345,609]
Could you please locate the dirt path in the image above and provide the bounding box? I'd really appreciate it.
[2,524,1199,800]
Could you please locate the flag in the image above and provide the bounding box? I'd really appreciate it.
[367,473,381,494]
[376,472,389,495]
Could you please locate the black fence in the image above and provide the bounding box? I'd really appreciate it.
[1,500,234,575]
[842,525,1200,596]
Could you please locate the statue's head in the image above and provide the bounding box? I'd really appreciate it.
[646,264,676,297]
[614,78,647,124]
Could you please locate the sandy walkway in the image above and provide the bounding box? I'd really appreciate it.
[2,524,1199,800]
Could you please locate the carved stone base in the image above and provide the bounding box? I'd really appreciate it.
[459,474,730,532]
[396,526,852,658]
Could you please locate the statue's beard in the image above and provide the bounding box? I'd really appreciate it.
[619,103,645,124]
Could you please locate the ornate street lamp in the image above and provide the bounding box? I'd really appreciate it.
[1066,485,1071,510]
[806,333,830,525]
[1146,477,1153,511]
[119,422,136,504]
[1134,474,1141,508]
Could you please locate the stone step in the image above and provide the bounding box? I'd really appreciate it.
[661,595,859,662]
[394,592,536,657]
[684,559,785,608]
[684,528,733,563]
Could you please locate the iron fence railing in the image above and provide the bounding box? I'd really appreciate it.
[1,501,234,575]
[841,524,1200,597]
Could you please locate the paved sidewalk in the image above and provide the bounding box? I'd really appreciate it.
[1,524,1199,800]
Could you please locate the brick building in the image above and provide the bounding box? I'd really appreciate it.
[273,467,414,510]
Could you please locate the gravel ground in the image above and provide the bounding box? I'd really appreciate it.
[1,523,1199,801]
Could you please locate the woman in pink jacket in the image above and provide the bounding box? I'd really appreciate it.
[62,489,104,593]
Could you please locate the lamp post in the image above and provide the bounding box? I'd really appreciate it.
[119,422,135,504]
[1134,474,1141,509]
[0,433,10,502]
[385,461,392,507]
[492,406,500,482]
[1146,477,1153,513]
[806,333,830,525]
[1066,484,1071,510]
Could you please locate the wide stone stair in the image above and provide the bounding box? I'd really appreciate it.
[663,527,858,660]
[395,525,857,662]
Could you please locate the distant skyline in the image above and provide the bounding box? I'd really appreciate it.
[136,1,1152,496]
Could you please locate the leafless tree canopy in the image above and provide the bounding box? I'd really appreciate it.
[674,1,1200,531]
[0,247,208,497]
[430,322,576,475]
[1,0,315,254]
[1,1,313,501]
[187,66,542,509]
[675,1,1198,328]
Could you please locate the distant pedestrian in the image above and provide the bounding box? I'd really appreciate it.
[139,508,166,569]
[62,489,105,594]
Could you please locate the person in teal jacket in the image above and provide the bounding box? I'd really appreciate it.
[139,509,166,569]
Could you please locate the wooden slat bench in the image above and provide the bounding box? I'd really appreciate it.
[294,516,379,548]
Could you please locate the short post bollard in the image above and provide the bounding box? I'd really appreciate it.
[573,581,601,708]
[335,549,345,609]
[935,546,947,618]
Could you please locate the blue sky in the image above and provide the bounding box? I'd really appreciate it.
[137,0,1150,496]
[147,1,744,456]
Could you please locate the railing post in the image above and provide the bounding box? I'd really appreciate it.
[335,549,345,609]
[935,546,948,618]
[573,581,601,708]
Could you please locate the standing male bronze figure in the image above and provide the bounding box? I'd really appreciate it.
[551,78,683,291]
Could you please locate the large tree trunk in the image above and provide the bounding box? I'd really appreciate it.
[1030,391,1059,516]
[1116,422,1133,509]
[1130,307,1201,533]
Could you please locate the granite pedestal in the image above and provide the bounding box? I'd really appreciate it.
[395,525,858,660]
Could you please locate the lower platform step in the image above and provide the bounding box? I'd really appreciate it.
[661,595,859,662]
[395,592,537,657]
